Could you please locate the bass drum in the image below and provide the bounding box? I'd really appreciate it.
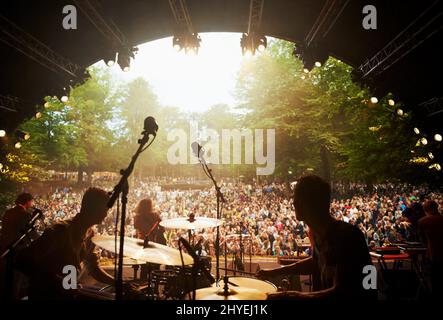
[213,276,277,293]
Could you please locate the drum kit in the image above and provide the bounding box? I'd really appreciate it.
[90,215,277,300]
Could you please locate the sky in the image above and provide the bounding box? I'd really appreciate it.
[98,32,252,113]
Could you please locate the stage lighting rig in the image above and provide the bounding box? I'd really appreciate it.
[117,46,137,72]
[293,43,327,72]
[173,30,201,54]
[241,33,267,56]
[103,51,117,67]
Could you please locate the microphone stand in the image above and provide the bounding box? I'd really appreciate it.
[196,155,225,283]
[107,131,153,301]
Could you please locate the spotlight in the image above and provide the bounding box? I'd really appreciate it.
[36,112,42,119]
[388,99,395,106]
[61,96,68,103]
[0,129,5,137]
[434,133,442,142]
[396,108,404,116]
[428,152,434,159]
[174,31,201,55]
[241,33,267,56]
[117,47,137,72]
[103,51,116,67]
[421,137,428,145]
[15,142,21,149]
[370,97,378,104]
[413,127,420,135]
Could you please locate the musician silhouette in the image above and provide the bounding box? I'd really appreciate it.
[258,175,376,299]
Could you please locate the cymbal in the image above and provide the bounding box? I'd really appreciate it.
[160,217,223,230]
[192,286,267,300]
[92,235,194,266]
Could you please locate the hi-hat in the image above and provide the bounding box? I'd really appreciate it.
[92,235,193,266]
[160,217,223,230]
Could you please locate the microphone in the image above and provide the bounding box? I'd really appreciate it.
[179,237,215,284]
[143,116,158,136]
[191,141,204,159]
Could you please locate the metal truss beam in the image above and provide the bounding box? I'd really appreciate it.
[74,0,129,47]
[358,1,443,78]
[0,14,80,78]
[305,0,350,46]
[248,0,265,34]
[169,0,194,33]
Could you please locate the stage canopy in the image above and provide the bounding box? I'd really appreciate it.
[1,0,442,131]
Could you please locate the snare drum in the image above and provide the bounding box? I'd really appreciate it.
[213,276,277,293]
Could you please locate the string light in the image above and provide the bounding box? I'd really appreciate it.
[388,99,395,106]
[61,96,68,103]
[396,108,404,116]
[36,112,42,119]
[370,97,378,104]
[0,129,5,137]
[421,138,428,145]
[435,134,442,142]
[413,128,420,135]
[428,152,434,160]
[15,142,21,149]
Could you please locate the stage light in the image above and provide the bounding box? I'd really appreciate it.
[414,127,420,135]
[388,99,395,106]
[35,112,42,119]
[117,47,137,72]
[61,96,68,103]
[44,102,50,108]
[370,97,378,104]
[241,33,267,56]
[428,152,434,159]
[0,130,5,137]
[315,61,322,67]
[434,133,442,142]
[174,31,201,55]
[396,108,404,116]
[103,51,116,67]
[421,138,428,145]
[15,142,21,149]
[258,43,266,52]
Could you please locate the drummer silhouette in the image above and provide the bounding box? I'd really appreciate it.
[258,175,376,300]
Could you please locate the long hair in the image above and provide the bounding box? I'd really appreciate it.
[134,198,161,226]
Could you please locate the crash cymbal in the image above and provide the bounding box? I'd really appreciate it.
[160,217,223,230]
[92,235,193,266]
[192,286,267,300]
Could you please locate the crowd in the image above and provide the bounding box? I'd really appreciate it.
[27,177,442,257]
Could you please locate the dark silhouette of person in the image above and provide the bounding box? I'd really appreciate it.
[0,192,37,300]
[15,187,114,299]
[257,175,376,299]
[419,200,443,298]
[0,193,36,253]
